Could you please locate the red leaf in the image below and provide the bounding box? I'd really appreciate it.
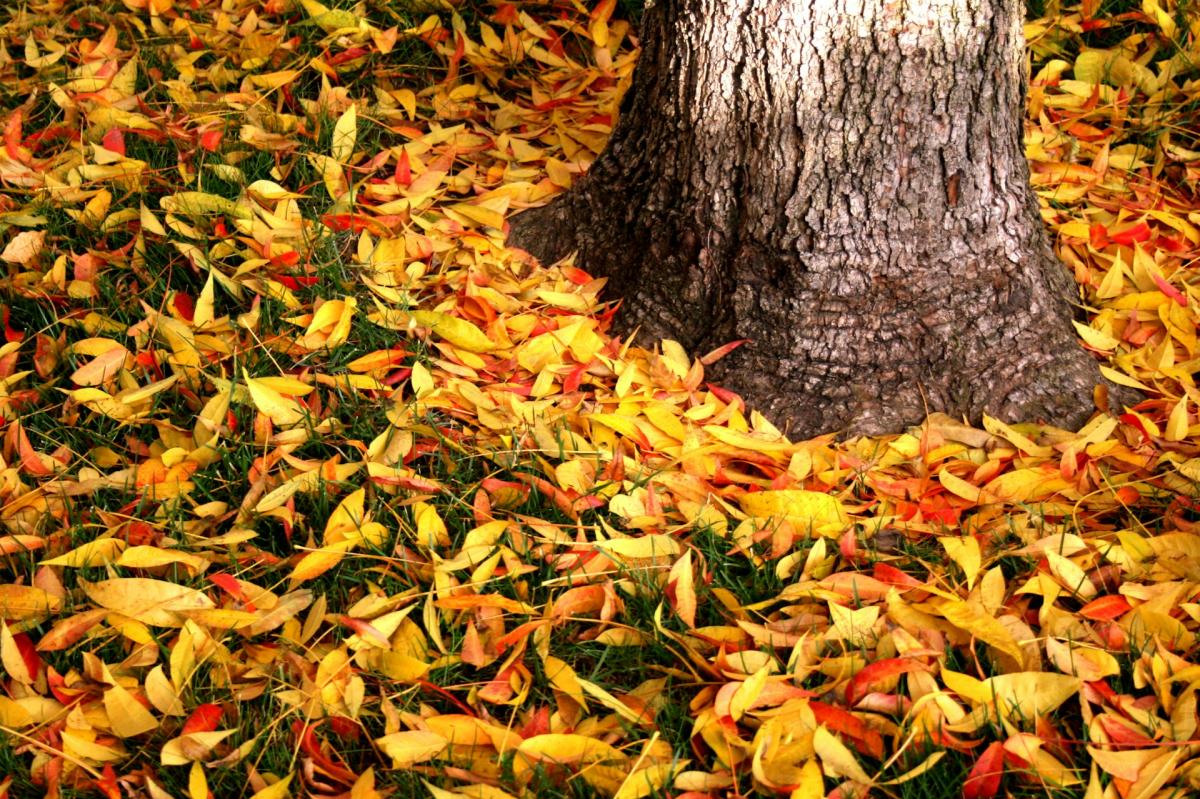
[1079,594,1131,621]
[1,307,22,343]
[964,741,1005,799]
[705,383,742,407]
[872,562,924,589]
[839,529,861,564]
[294,722,358,784]
[1096,713,1155,746]
[1152,272,1188,306]
[199,128,223,152]
[172,292,195,322]
[96,764,121,799]
[182,703,223,734]
[699,338,749,365]
[4,111,22,162]
[492,3,519,24]
[1109,221,1150,245]
[520,705,551,739]
[208,573,256,611]
[327,716,360,740]
[562,362,587,393]
[809,701,884,759]
[12,632,40,679]
[101,128,126,157]
[845,658,927,706]
[268,249,300,268]
[561,265,593,285]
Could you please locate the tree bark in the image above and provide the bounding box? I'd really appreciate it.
[510,0,1114,437]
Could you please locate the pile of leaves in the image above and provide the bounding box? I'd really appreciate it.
[0,0,1196,796]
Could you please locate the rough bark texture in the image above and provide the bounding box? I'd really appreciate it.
[510,0,1110,437]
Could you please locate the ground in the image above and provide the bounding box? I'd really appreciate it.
[0,1,1197,798]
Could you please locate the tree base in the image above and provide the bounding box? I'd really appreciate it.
[507,0,1136,438]
[511,201,1128,438]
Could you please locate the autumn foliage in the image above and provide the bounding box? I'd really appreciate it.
[0,0,1197,797]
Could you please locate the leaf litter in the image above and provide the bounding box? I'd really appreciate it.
[0,0,1195,797]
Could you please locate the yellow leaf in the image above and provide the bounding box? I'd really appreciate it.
[412,311,496,352]
[737,490,847,537]
[937,469,981,502]
[704,425,795,453]
[161,730,236,765]
[982,415,1052,456]
[939,536,982,590]
[246,180,307,201]
[813,725,871,784]
[194,270,216,328]
[250,773,293,799]
[668,550,697,628]
[1096,257,1126,299]
[414,501,450,548]
[375,730,448,767]
[0,696,31,728]
[595,535,681,561]
[516,733,624,768]
[614,763,674,799]
[790,759,824,798]
[393,89,417,119]
[309,153,349,201]
[331,105,357,163]
[1045,639,1120,681]
[0,622,31,684]
[447,196,509,229]
[290,541,356,585]
[83,578,214,627]
[325,488,368,541]
[244,370,306,427]
[1044,551,1097,599]
[828,602,879,647]
[577,677,646,724]
[1100,365,1151,392]
[411,361,434,398]
[880,751,946,785]
[0,585,62,619]
[1166,397,1189,442]
[116,546,211,576]
[189,763,207,799]
[1073,321,1119,351]
[973,672,1082,723]
[40,537,125,568]
[253,376,314,397]
[1141,0,1176,37]
[351,770,380,799]
[543,655,588,709]
[146,665,185,716]
[300,0,359,32]
[162,192,249,219]
[984,467,1072,504]
[104,682,158,738]
[729,667,769,722]
[939,600,1025,666]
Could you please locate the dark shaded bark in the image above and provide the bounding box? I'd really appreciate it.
[510,0,1114,437]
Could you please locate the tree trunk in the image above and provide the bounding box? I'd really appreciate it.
[510,0,1113,437]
